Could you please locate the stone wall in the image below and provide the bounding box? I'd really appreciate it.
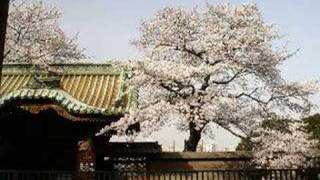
[147,151,252,171]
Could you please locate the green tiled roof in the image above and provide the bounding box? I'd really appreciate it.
[0,63,137,118]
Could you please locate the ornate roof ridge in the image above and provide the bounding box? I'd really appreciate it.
[2,63,125,75]
[3,62,116,66]
[3,58,139,66]
[0,88,114,116]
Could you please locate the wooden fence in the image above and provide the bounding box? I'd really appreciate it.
[1,169,320,180]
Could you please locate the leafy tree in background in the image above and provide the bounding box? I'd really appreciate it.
[251,122,318,169]
[235,137,253,151]
[99,3,318,151]
[236,115,320,151]
[303,113,320,142]
[236,119,290,151]
[236,116,320,168]
[4,0,85,70]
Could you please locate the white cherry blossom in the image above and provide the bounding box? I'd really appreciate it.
[99,3,318,151]
[252,122,318,169]
[4,1,85,68]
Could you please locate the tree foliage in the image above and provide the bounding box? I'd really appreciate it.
[252,122,318,169]
[236,119,290,151]
[4,0,85,67]
[99,3,318,151]
[236,116,320,168]
[303,113,320,142]
[237,115,320,151]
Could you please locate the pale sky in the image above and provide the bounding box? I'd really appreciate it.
[42,0,320,151]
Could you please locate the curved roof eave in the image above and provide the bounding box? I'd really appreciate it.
[0,88,116,116]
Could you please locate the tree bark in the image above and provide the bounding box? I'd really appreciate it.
[0,0,9,87]
[183,122,202,152]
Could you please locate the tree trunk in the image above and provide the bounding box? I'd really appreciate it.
[183,122,202,152]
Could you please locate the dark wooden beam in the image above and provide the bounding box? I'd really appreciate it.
[0,0,10,88]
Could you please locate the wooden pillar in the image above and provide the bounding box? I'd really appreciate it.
[0,0,10,87]
[76,138,96,180]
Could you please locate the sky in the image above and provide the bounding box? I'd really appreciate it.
[42,0,320,151]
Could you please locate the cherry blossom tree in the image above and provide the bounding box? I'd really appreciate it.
[236,118,291,151]
[99,4,318,151]
[252,122,318,169]
[4,0,85,69]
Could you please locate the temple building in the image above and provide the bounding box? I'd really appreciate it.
[0,63,266,180]
[0,63,141,171]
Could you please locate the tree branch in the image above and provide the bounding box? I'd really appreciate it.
[201,75,211,90]
[214,120,247,139]
[211,71,243,85]
[236,92,268,105]
[160,80,195,99]
[155,43,206,60]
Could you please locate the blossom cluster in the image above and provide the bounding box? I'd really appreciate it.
[5,1,85,68]
[252,122,319,169]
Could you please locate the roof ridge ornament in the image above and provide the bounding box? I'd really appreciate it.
[28,75,61,89]
[28,76,61,89]
[28,65,62,89]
